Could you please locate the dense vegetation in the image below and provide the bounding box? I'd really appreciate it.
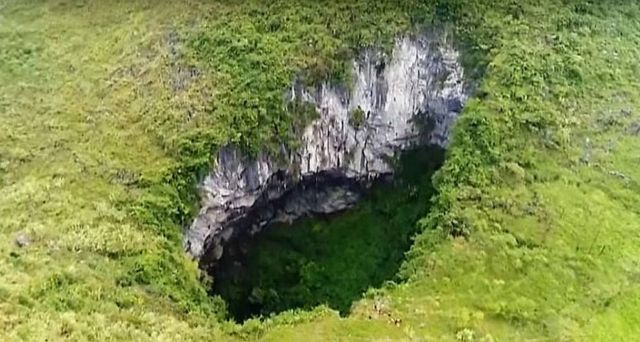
[1,0,640,341]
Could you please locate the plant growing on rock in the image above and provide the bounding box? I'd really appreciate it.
[349,106,366,129]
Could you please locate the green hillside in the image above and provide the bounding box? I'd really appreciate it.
[1,1,640,341]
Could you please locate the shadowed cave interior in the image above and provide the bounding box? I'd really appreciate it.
[209,146,445,322]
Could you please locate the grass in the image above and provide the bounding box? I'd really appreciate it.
[0,1,226,340]
[1,0,640,341]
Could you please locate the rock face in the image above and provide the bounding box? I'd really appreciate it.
[185,34,467,270]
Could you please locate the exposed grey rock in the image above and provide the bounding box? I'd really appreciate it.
[609,170,629,182]
[185,34,467,269]
[15,232,30,248]
[581,137,593,165]
[629,121,640,136]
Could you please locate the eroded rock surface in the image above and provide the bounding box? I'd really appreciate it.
[185,34,467,270]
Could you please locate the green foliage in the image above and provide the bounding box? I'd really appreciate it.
[395,1,640,340]
[184,0,425,157]
[348,106,366,129]
[117,248,226,318]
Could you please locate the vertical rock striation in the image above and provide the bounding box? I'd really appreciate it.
[185,34,467,270]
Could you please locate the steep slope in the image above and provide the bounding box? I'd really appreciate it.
[0,2,226,340]
[186,34,465,270]
[1,1,640,341]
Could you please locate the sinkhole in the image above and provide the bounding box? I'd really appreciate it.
[209,146,445,322]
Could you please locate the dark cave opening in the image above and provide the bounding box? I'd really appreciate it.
[210,146,445,322]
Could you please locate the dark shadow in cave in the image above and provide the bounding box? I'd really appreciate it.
[211,145,445,322]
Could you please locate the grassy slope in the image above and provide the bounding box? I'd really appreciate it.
[1,0,640,341]
[0,1,227,340]
[384,2,640,340]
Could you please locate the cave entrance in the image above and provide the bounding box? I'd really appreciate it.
[211,146,445,322]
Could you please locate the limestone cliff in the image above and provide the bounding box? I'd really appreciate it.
[185,34,467,270]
